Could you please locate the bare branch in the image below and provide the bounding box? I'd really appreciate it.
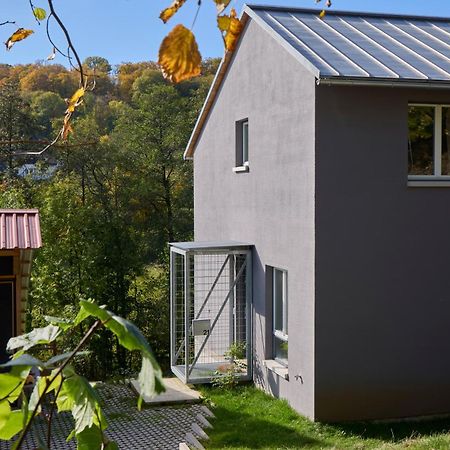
[46,15,70,58]
[0,139,97,147]
[0,21,15,26]
[47,0,84,86]
[14,132,62,156]
[28,0,41,24]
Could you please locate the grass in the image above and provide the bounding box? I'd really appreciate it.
[199,385,450,449]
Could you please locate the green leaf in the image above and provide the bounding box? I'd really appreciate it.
[0,407,24,440]
[0,367,29,403]
[21,390,29,429]
[44,315,73,331]
[0,354,43,369]
[79,300,150,353]
[28,373,62,414]
[0,401,10,432]
[33,7,47,20]
[75,424,103,450]
[137,354,165,408]
[79,300,164,402]
[73,304,92,327]
[7,324,61,352]
[56,371,103,434]
[46,351,90,368]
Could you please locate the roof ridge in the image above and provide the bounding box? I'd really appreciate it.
[246,4,450,22]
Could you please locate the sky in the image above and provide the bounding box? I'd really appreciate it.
[1,0,450,67]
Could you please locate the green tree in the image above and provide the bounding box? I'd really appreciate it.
[0,80,36,176]
[84,56,112,74]
[29,90,66,138]
[113,83,195,245]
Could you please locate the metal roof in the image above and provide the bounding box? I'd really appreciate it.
[249,5,450,83]
[184,5,450,159]
[0,209,42,250]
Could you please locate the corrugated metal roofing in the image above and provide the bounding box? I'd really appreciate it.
[249,5,450,83]
[0,209,42,250]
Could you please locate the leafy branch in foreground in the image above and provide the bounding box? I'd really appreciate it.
[0,300,164,449]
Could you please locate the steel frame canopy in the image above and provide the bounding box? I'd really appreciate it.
[170,241,253,384]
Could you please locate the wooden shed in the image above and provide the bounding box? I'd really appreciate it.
[0,209,42,363]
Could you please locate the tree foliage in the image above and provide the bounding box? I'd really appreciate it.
[0,57,215,379]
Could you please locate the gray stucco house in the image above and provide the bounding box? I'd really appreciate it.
[170,5,450,422]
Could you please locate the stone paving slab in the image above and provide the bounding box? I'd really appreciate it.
[1,383,208,450]
[131,377,202,405]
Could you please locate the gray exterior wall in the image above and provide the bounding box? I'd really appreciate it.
[315,85,450,421]
[193,19,316,418]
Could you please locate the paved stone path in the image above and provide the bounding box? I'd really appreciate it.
[1,383,208,449]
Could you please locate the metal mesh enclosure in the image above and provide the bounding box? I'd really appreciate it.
[170,242,252,384]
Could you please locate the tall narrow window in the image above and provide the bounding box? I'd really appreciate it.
[408,104,450,179]
[273,268,288,366]
[441,106,450,175]
[235,119,249,170]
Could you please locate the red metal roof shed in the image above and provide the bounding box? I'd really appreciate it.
[0,209,42,362]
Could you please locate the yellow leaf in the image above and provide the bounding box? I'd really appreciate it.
[217,9,243,52]
[65,87,85,113]
[160,0,187,23]
[217,15,231,32]
[319,9,326,19]
[158,24,202,83]
[214,0,231,14]
[33,7,47,21]
[4,28,34,51]
[62,116,73,140]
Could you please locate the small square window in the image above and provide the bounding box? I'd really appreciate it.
[235,119,249,170]
[272,267,288,366]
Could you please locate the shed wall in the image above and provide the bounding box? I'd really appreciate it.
[315,85,450,421]
[193,19,316,418]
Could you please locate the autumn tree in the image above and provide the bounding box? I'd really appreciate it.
[19,64,78,98]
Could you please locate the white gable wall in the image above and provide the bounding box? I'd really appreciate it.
[193,18,316,418]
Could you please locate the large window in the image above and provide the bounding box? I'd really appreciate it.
[234,119,249,171]
[408,104,450,179]
[273,268,288,366]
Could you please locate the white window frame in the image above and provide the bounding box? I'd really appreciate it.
[273,267,288,345]
[233,118,249,172]
[408,103,450,186]
[242,120,249,165]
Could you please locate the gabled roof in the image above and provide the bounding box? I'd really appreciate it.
[184,5,450,159]
[251,5,450,83]
[0,209,42,250]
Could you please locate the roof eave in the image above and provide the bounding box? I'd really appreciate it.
[318,77,450,89]
[184,11,251,160]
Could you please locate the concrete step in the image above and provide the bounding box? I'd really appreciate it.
[130,377,202,405]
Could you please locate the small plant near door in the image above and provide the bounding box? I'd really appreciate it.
[212,341,246,390]
[0,299,164,449]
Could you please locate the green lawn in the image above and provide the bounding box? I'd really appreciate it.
[199,385,450,449]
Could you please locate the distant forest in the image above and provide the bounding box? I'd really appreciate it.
[0,57,220,378]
